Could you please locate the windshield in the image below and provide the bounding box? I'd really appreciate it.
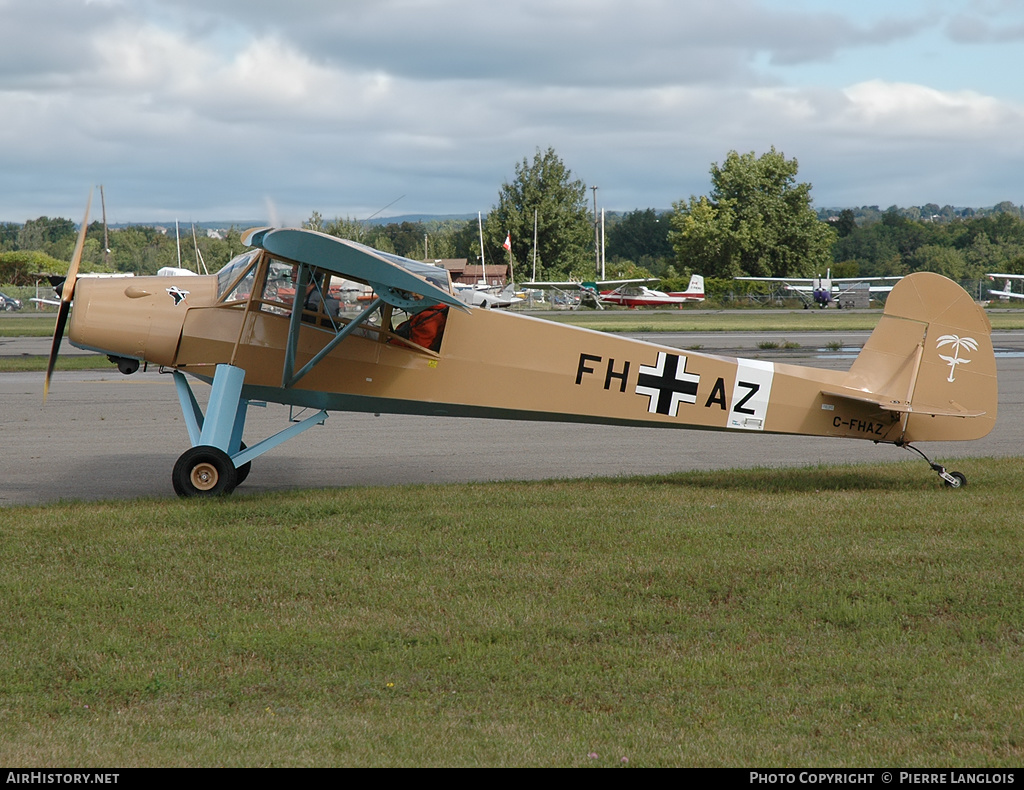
[216,250,261,301]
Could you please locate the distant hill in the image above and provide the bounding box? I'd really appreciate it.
[96,215,478,231]
[105,221,267,231]
[363,214,477,226]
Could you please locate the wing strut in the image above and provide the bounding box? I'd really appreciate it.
[282,291,386,389]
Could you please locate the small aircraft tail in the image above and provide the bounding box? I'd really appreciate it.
[668,274,705,301]
[830,272,997,443]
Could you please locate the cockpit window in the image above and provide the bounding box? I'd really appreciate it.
[216,250,260,302]
[344,239,453,293]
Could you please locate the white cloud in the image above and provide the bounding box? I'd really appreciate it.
[2,0,1024,220]
[841,80,1018,135]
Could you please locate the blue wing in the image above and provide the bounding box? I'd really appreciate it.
[244,227,468,313]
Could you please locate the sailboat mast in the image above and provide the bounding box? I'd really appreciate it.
[532,209,538,282]
[477,211,486,285]
[100,185,109,267]
[601,208,606,281]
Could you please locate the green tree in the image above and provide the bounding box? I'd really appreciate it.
[447,219,483,261]
[366,230,395,254]
[606,209,674,274]
[992,201,1022,218]
[834,209,857,238]
[17,216,77,259]
[374,221,429,259]
[322,216,366,243]
[669,147,836,278]
[0,223,21,251]
[910,244,968,281]
[0,250,67,284]
[485,147,594,280]
[304,211,326,233]
[423,219,475,261]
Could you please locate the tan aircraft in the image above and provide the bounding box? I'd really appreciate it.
[45,201,997,496]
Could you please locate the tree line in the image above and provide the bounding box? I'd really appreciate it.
[4,146,1024,293]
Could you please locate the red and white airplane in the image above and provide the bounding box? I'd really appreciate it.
[599,275,705,308]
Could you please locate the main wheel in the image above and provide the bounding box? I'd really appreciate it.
[172,446,238,497]
[234,441,252,486]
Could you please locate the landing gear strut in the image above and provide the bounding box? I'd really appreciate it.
[899,442,967,488]
[170,364,328,498]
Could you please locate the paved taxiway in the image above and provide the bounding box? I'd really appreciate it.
[2,331,1022,505]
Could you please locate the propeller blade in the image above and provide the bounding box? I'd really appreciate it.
[44,190,92,402]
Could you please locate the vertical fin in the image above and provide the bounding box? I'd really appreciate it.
[845,272,996,442]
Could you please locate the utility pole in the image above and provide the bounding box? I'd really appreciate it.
[591,185,600,277]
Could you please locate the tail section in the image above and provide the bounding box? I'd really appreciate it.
[669,274,705,301]
[830,272,997,443]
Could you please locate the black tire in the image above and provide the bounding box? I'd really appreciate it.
[172,446,238,497]
[944,471,967,489]
[234,441,252,486]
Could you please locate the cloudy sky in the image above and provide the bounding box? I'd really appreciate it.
[3,0,1023,224]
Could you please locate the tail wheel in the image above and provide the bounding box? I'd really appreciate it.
[172,446,238,497]
[944,471,967,489]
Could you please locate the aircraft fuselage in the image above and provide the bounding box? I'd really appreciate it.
[66,263,995,446]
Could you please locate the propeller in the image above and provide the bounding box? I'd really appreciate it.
[44,190,92,402]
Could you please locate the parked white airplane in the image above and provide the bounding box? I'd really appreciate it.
[987,273,1024,301]
[735,270,901,309]
[452,282,524,309]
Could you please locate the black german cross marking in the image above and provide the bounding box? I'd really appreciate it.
[635,352,700,417]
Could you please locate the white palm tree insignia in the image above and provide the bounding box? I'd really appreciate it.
[936,335,978,382]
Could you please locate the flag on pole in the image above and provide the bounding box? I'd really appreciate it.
[502,232,511,251]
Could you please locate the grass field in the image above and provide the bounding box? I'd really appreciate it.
[0,354,105,372]
[1,459,1022,768]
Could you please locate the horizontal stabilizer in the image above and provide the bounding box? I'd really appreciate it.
[822,386,986,418]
